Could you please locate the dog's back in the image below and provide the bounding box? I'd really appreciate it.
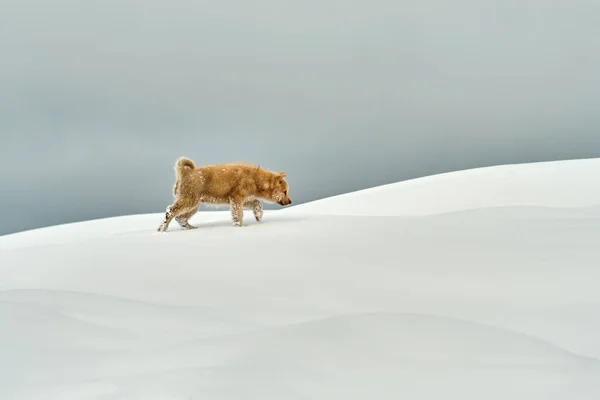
[177,163,259,204]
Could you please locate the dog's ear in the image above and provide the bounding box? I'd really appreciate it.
[277,171,286,178]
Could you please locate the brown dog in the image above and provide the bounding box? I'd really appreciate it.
[157,157,292,232]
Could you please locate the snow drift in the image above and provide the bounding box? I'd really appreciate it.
[1,158,600,400]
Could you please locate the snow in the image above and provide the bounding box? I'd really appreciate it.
[287,158,600,216]
[2,158,600,400]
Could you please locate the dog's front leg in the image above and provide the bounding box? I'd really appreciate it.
[229,198,244,227]
[243,199,263,222]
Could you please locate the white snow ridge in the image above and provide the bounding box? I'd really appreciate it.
[2,158,600,400]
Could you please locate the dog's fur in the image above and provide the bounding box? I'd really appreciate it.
[157,157,292,232]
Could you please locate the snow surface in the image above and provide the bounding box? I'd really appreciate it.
[2,158,600,400]
[289,158,600,216]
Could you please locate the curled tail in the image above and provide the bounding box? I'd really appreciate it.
[173,156,195,196]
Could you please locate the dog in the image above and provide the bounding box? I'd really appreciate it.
[157,156,292,232]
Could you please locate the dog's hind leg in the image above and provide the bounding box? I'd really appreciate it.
[243,199,263,222]
[157,201,194,232]
[176,204,199,230]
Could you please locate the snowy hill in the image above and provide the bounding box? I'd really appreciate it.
[287,158,600,216]
[2,158,600,400]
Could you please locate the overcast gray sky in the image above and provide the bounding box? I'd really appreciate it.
[1,0,599,235]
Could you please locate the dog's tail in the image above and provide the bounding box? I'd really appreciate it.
[175,157,195,176]
[173,157,195,196]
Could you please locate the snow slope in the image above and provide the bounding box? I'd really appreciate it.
[287,158,600,216]
[2,158,600,400]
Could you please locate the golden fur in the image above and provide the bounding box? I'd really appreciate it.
[157,156,292,231]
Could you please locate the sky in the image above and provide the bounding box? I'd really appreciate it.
[1,0,599,236]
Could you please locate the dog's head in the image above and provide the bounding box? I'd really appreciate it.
[272,172,292,206]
